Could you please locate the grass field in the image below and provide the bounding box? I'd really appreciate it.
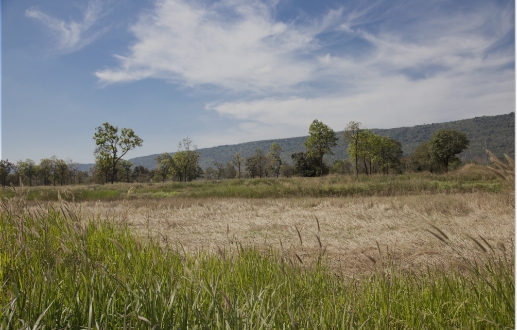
[0,165,514,328]
[0,165,504,201]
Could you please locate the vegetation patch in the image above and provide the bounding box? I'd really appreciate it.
[151,191,179,198]
[0,198,513,329]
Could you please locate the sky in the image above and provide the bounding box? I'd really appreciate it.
[2,0,515,164]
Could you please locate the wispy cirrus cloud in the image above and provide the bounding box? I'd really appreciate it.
[96,0,514,139]
[26,0,107,54]
[95,0,342,92]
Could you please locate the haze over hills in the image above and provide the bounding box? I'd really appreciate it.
[78,113,514,171]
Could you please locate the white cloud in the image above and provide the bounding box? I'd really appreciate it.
[205,1,514,131]
[95,0,338,92]
[97,0,514,137]
[26,1,106,54]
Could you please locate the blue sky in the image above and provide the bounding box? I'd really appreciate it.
[2,0,515,163]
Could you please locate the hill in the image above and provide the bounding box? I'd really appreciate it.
[78,113,514,171]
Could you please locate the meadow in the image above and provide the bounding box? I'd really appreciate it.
[0,165,514,329]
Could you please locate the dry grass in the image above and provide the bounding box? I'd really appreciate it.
[54,191,514,277]
[486,150,514,185]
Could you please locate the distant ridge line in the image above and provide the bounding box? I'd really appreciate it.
[78,113,514,171]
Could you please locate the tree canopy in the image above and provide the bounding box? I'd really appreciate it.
[303,120,338,177]
[93,122,143,184]
[429,129,469,172]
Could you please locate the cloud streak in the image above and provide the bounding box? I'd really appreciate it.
[95,0,340,92]
[96,0,514,137]
[26,1,106,54]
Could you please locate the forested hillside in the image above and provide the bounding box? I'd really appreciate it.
[79,113,514,171]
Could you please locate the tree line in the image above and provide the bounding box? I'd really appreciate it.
[0,120,470,186]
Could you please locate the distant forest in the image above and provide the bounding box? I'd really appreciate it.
[79,112,514,171]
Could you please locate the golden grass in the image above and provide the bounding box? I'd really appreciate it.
[486,150,514,185]
[52,191,514,277]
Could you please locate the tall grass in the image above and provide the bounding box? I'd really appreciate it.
[0,166,504,201]
[0,196,513,329]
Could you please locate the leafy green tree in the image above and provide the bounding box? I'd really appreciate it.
[347,130,375,175]
[232,153,245,179]
[429,129,470,172]
[291,152,318,177]
[93,122,143,184]
[304,120,338,177]
[214,162,225,180]
[11,161,22,186]
[224,162,237,179]
[254,149,269,178]
[66,159,79,185]
[76,170,89,184]
[330,159,353,175]
[377,137,403,174]
[410,141,442,173]
[155,153,173,183]
[38,158,54,186]
[18,159,37,186]
[268,142,283,178]
[343,121,362,176]
[245,157,257,178]
[204,166,215,180]
[33,164,40,186]
[280,163,295,178]
[55,158,69,185]
[93,155,112,183]
[174,137,200,182]
[132,165,150,182]
[118,159,134,182]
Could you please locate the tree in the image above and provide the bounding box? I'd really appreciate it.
[304,120,338,177]
[343,121,362,176]
[214,162,225,180]
[132,165,150,182]
[410,141,442,173]
[280,163,295,178]
[232,153,245,179]
[429,129,470,172]
[330,159,352,175]
[93,155,111,183]
[224,162,237,179]
[174,137,200,182]
[254,149,269,178]
[0,160,13,187]
[377,137,403,175]
[38,158,54,186]
[119,159,134,182]
[76,170,89,184]
[346,129,375,175]
[268,142,283,178]
[291,152,317,177]
[55,158,69,185]
[11,161,22,186]
[204,166,215,180]
[66,159,79,185]
[19,159,36,186]
[155,153,173,183]
[93,122,143,184]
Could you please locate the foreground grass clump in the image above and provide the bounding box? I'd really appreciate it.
[0,199,514,329]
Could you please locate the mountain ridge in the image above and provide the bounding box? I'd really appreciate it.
[78,112,514,171]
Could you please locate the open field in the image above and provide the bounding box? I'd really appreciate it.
[0,165,504,201]
[1,166,514,328]
[66,192,514,277]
